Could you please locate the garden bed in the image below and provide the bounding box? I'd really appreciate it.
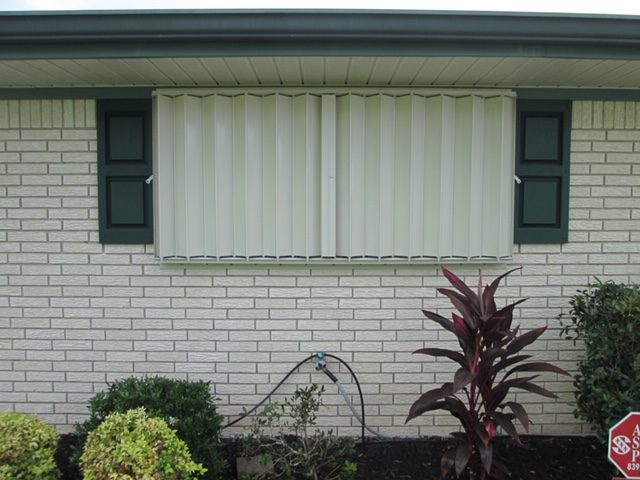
[218,434,614,480]
[350,435,613,480]
[57,433,615,479]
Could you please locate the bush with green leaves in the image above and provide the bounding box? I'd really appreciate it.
[242,383,357,480]
[405,267,568,479]
[81,407,206,480]
[0,411,61,480]
[74,376,226,479]
[560,279,640,440]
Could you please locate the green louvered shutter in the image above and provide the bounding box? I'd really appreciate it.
[98,99,153,244]
[514,100,571,244]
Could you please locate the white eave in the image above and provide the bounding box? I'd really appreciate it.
[1,10,640,91]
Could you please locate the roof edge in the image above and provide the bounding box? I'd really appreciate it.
[1,10,640,60]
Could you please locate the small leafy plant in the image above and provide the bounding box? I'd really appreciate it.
[560,279,640,440]
[74,375,226,479]
[80,407,206,480]
[405,267,568,479]
[0,411,61,480]
[242,383,357,480]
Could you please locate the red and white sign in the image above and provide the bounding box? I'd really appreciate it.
[609,412,640,478]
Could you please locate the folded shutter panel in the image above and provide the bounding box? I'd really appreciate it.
[335,93,514,261]
[155,92,322,260]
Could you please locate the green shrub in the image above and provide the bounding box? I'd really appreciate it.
[242,384,357,480]
[74,376,226,479]
[81,407,206,480]
[0,411,61,480]
[560,279,640,440]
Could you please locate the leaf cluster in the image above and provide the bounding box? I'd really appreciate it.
[406,267,568,479]
[560,279,640,440]
[80,407,206,480]
[242,383,357,480]
[74,375,226,479]
[0,411,61,480]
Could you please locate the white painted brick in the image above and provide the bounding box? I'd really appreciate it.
[185,287,225,297]
[213,276,254,287]
[296,276,338,287]
[340,298,380,309]
[1,104,639,437]
[66,373,107,383]
[269,287,310,298]
[254,276,296,287]
[309,287,351,298]
[228,309,268,319]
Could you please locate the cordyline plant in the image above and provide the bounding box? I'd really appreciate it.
[405,267,569,479]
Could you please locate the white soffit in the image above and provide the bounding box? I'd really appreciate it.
[2,56,640,89]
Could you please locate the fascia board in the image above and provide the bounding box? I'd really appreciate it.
[1,10,640,60]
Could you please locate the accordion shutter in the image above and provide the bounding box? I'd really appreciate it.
[155,90,515,262]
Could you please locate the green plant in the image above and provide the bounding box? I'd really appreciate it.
[405,267,568,479]
[74,375,226,479]
[242,383,357,480]
[80,407,206,479]
[0,411,61,480]
[560,279,640,441]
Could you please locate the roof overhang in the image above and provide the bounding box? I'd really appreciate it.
[2,10,640,93]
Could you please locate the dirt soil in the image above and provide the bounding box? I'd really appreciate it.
[57,433,616,480]
[348,436,615,480]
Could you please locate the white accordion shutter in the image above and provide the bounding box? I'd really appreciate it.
[154,89,514,262]
[155,92,322,260]
[335,93,514,261]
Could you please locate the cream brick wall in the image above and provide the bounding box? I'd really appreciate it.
[1,98,639,437]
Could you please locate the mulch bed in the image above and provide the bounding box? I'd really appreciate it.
[57,433,616,479]
[349,435,615,480]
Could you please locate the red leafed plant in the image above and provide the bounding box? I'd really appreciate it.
[405,267,568,479]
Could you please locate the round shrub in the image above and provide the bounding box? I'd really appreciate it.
[0,411,61,480]
[561,279,640,440]
[80,407,206,480]
[74,375,226,479]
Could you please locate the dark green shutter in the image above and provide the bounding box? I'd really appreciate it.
[97,99,153,244]
[514,100,571,244]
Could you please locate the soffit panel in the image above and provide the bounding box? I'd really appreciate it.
[49,60,108,85]
[368,58,404,86]
[72,59,131,85]
[224,58,260,85]
[197,58,237,85]
[2,56,640,89]
[387,57,428,85]
[165,58,216,86]
[299,57,325,85]
[432,57,484,86]
[579,61,640,88]
[148,59,196,85]
[409,57,452,86]
[323,57,351,85]
[476,58,532,87]
[447,58,503,87]
[273,58,304,85]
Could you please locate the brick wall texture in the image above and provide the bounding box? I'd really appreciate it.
[1,99,639,436]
